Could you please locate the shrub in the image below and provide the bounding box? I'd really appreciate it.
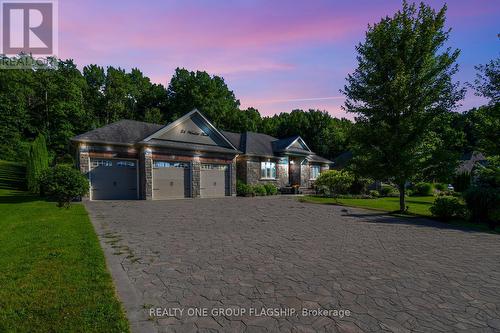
[369,190,380,197]
[314,170,354,196]
[379,184,399,197]
[413,182,434,196]
[26,134,49,194]
[463,157,500,229]
[263,183,278,195]
[349,177,373,194]
[40,165,89,208]
[253,184,267,196]
[430,197,466,221]
[236,181,254,197]
[434,183,447,191]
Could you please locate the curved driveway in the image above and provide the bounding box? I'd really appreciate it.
[85,197,500,333]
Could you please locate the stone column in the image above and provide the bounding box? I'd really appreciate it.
[79,144,90,200]
[231,158,237,196]
[191,158,201,198]
[144,148,153,200]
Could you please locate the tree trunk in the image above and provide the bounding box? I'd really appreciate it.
[398,182,406,212]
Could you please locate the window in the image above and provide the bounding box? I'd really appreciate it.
[153,161,189,168]
[261,161,276,179]
[202,164,227,170]
[92,160,112,167]
[116,161,135,167]
[310,165,320,180]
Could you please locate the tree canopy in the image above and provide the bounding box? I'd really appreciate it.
[342,1,465,211]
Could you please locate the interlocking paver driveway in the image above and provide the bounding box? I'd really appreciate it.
[86,197,500,333]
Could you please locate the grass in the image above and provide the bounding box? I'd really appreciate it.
[301,195,435,216]
[0,160,129,333]
[300,194,500,233]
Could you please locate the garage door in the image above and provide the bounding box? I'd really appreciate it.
[200,164,229,198]
[90,159,138,200]
[153,161,190,199]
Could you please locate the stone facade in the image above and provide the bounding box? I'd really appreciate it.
[76,143,328,199]
[78,145,90,200]
[231,159,237,196]
[191,159,201,198]
[237,155,329,189]
[144,148,153,200]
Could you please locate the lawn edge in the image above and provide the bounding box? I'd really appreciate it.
[84,203,157,333]
[298,196,500,234]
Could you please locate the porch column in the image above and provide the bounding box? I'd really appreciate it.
[191,157,201,198]
[144,148,153,200]
[78,144,90,201]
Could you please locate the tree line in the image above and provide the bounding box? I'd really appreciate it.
[0,58,353,162]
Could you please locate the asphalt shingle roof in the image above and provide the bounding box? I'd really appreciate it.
[72,120,163,144]
[72,119,332,163]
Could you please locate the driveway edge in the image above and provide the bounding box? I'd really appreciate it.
[85,203,157,333]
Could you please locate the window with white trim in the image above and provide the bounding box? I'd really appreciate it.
[310,165,320,180]
[92,160,112,167]
[261,161,276,179]
[116,161,135,167]
[153,161,189,168]
[201,164,227,170]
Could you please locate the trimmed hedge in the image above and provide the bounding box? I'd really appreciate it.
[236,181,279,197]
[26,134,49,194]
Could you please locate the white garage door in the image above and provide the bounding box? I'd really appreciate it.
[90,159,138,200]
[153,161,190,199]
[200,164,229,198]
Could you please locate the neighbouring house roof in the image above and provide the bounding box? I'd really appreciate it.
[72,119,163,145]
[457,151,487,174]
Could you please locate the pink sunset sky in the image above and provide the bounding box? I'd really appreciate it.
[58,0,499,118]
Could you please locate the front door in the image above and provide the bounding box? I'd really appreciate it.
[289,157,301,186]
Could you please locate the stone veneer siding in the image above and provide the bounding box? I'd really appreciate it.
[301,163,311,188]
[191,159,201,198]
[144,149,153,200]
[239,156,288,188]
[239,155,330,189]
[78,145,90,200]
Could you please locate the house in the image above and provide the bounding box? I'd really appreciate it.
[71,109,332,200]
[456,151,487,175]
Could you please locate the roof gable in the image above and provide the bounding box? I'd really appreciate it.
[143,109,237,150]
[287,137,311,151]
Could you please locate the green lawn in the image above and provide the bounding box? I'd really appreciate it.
[301,194,500,233]
[301,195,435,216]
[0,160,129,333]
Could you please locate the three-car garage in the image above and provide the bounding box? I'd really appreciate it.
[88,158,231,200]
[74,110,239,200]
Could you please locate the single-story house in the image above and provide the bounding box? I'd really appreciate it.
[71,109,332,200]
